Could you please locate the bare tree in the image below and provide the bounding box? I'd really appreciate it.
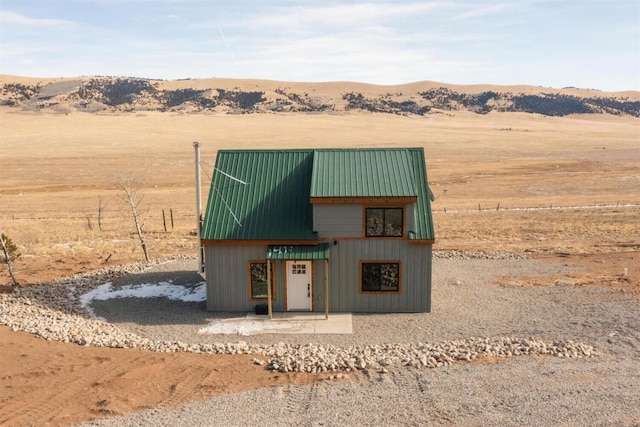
[1,233,20,287]
[85,213,93,230]
[97,195,106,231]
[118,174,150,263]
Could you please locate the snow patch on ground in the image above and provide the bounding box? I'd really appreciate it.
[78,280,302,335]
[80,281,206,319]
[198,318,299,336]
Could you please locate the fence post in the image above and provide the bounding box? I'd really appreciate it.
[162,209,167,232]
[170,208,174,230]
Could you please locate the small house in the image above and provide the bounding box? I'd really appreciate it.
[200,148,435,315]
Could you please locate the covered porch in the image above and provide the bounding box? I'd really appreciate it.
[265,243,331,319]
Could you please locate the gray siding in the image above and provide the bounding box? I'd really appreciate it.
[313,203,416,239]
[205,245,286,312]
[324,239,431,313]
[313,204,361,238]
[205,239,431,313]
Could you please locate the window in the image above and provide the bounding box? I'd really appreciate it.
[365,208,403,237]
[249,261,275,300]
[291,263,307,275]
[360,262,401,293]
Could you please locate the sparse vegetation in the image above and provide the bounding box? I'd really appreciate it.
[419,88,501,114]
[1,82,41,104]
[273,88,334,112]
[1,233,21,287]
[509,93,595,116]
[343,92,429,115]
[0,107,638,287]
[163,88,209,108]
[2,77,637,117]
[586,96,640,117]
[75,78,158,106]
[216,89,265,111]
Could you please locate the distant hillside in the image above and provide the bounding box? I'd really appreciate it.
[1,75,639,117]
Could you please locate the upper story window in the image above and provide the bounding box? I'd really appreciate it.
[365,207,403,237]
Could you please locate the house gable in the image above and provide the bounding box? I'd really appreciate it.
[310,148,434,242]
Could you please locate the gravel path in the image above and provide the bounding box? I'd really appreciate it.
[3,253,639,426]
[76,254,639,426]
[77,357,639,427]
[90,256,636,357]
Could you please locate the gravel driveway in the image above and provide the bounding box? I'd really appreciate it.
[76,255,640,426]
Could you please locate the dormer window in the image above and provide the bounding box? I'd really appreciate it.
[365,207,403,237]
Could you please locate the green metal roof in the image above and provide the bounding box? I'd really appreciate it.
[310,149,417,198]
[201,148,435,241]
[201,150,316,240]
[407,148,436,241]
[266,243,331,260]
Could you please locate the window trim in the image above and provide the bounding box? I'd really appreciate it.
[248,260,276,301]
[359,261,402,294]
[363,207,405,238]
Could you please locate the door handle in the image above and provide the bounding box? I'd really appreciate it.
[307,283,310,297]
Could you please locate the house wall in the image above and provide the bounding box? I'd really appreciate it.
[321,239,431,313]
[314,204,361,238]
[205,245,286,312]
[313,203,416,239]
[204,240,432,313]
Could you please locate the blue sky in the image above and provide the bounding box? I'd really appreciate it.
[1,1,638,91]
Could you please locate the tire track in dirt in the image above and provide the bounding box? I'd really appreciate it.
[0,353,147,427]
[158,365,210,410]
[284,382,320,413]
[388,369,453,425]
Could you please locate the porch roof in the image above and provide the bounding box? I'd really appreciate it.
[266,243,331,260]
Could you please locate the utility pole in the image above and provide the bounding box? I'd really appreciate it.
[194,141,204,273]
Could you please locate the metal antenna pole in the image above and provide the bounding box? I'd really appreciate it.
[193,141,204,272]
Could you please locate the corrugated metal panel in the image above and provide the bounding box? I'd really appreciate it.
[205,245,287,311]
[407,148,435,240]
[326,239,431,312]
[202,148,434,242]
[206,239,431,313]
[310,149,417,198]
[266,243,330,260]
[201,150,316,240]
[313,204,362,238]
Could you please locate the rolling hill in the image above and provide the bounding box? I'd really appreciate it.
[1,75,639,117]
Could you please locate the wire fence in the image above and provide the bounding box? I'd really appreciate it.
[435,202,640,214]
[0,209,198,235]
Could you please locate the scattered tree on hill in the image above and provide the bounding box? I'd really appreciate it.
[510,93,594,116]
[118,174,150,263]
[79,78,158,106]
[163,88,209,108]
[1,233,21,287]
[216,89,265,110]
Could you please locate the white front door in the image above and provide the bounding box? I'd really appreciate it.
[286,260,312,311]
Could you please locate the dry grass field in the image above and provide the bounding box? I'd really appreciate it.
[0,77,639,425]
[1,102,638,283]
